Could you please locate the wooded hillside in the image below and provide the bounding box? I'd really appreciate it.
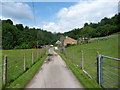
[64,13,120,40]
[2,20,62,49]
[1,13,119,49]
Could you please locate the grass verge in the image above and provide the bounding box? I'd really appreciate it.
[4,51,48,89]
[56,50,102,89]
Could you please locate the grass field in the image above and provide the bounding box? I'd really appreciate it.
[1,48,46,88]
[8,51,48,88]
[64,33,119,88]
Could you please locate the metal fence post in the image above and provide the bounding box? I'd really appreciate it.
[3,56,7,86]
[97,54,102,86]
[100,56,103,86]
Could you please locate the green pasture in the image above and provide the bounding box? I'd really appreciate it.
[65,33,119,88]
[1,49,46,87]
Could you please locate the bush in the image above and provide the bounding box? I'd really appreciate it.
[65,44,76,48]
[14,43,31,49]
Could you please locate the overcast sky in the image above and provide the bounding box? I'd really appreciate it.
[1,0,119,33]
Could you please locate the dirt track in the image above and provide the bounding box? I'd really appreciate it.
[25,48,83,88]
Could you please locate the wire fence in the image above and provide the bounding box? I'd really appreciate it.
[1,49,46,88]
[64,47,97,81]
[59,46,119,88]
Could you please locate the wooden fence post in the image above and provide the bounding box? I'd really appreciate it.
[37,51,38,60]
[32,52,34,64]
[38,50,40,58]
[24,53,26,71]
[72,48,74,63]
[3,56,7,85]
[81,50,92,79]
[40,50,41,58]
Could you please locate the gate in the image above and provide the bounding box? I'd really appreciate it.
[97,54,120,88]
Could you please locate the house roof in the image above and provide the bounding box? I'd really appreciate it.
[56,40,61,45]
[64,36,77,44]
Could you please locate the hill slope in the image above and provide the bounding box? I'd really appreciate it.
[65,33,119,88]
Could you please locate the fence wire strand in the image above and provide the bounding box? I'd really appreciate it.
[1,49,46,87]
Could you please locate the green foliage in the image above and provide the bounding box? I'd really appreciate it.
[80,26,95,37]
[16,24,24,31]
[64,13,120,39]
[6,19,13,25]
[95,24,118,36]
[99,17,111,25]
[84,22,89,27]
[2,20,61,50]
[14,43,31,49]
[2,13,119,50]
[65,44,76,48]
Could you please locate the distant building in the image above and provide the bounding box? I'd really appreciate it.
[78,37,90,44]
[56,40,61,45]
[50,45,53,47]
[63,36,77,46]
[54,47,58,50]
[33,45,43,49]
[60,36,66,46]
[56,36,77,46]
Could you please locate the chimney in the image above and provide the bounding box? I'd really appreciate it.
[66,36,68,38]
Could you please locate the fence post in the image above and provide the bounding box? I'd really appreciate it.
[37,50,38,60]
[97,53,102,86]
[40,50,42,58]
[39,50,40,58]
[3,56,7,85]
[72,48,74,63]
[24,53,26,71]
[32,52,34,65]
[81,50,84,70]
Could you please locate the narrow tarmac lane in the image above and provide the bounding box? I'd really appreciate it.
[25,48,83,88]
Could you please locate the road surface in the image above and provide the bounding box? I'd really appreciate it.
[25,48,83,88]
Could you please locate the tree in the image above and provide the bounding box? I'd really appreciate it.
[16,24,24,31]
[25,26,29,30]
[6,19,13,25]
[2,13,120,50]
[80,26,95,37]
[100,17,110,25]
[89,23,98,28]
[96,24,118,36]
[84,23,89,27]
